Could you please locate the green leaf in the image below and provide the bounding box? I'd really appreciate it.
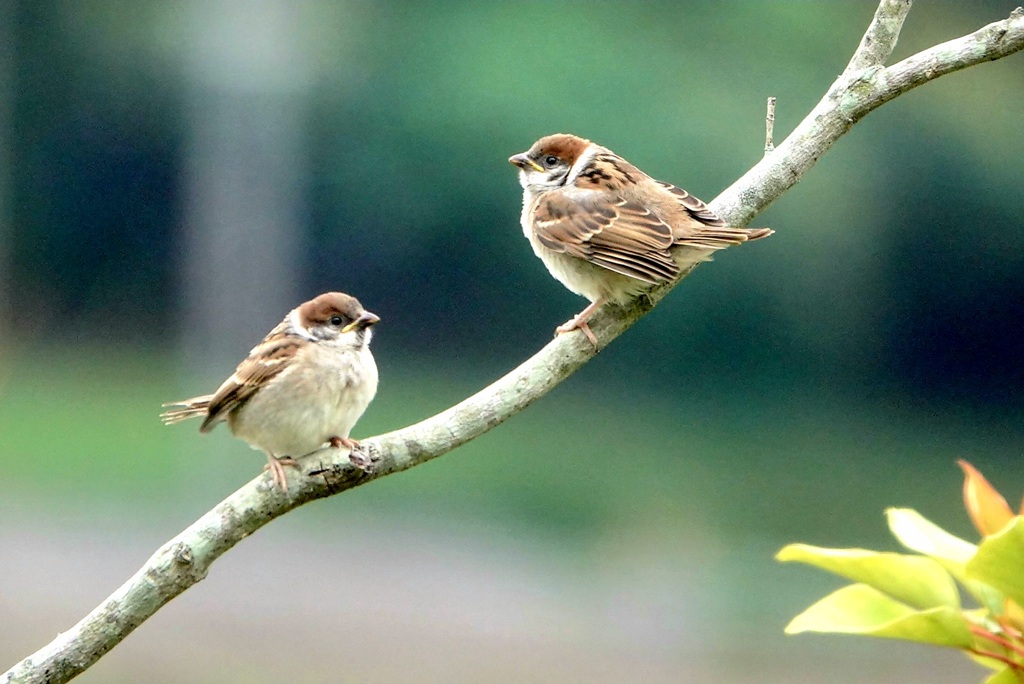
[964,637,1015,673]
[785,584,974,648]
[968,517,1024,608]
[887,508,1003,612]
[983,667,1022,684]
[777,544,960,609]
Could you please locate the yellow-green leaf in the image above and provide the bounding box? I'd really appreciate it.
[785,583,974,648]
[983,667,1022,684]
[968,517,1024,608]
[964,635,1014,672]
[886,508,1003,611]
[777,544,959,609]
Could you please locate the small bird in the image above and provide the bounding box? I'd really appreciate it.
[510,133,772,346]
[161,292,380,492]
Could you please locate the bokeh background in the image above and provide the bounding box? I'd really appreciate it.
[2,1,1023,682]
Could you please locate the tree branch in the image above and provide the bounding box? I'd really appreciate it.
[843,0,912,74]
[5,4,1024,683]
[712,5,1024,226]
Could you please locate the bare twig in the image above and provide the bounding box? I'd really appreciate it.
[5,4,1024,683]
[711,6,1023,227]
[764,96,777,154]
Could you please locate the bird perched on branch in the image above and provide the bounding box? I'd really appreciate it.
[510,133,772,346]
[161,292,380,492]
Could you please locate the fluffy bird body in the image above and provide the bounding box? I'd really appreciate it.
[162,292,379,491]
[510,134,772,343]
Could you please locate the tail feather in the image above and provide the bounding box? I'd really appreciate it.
[744,227,774,241]
[678,226,774,250]
[160,395,213,425]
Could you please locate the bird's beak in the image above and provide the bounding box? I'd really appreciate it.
[342,311,380,333]
[509,153,544,173]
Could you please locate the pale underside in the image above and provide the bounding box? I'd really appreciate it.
[227,343,378,457]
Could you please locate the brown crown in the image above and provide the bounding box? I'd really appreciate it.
[527,133,592,164]
[297,292,365,327]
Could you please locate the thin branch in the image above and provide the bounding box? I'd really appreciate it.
[882,7,1024,101]
[711,6,1024,227]
[5,4,1024,683]
[764,96,777,154]
[843,0,913,75]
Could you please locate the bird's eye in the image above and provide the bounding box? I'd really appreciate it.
[544,155,559,168]
[329,315,344,327]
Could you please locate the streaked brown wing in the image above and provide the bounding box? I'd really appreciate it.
[655,180,727,227]
[533,192,679,284]
[199,329,300,432]
[654,180,773,247]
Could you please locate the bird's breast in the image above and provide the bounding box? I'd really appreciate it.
[228,345,378,457]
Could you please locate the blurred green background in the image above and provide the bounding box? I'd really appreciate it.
[1,1,1022,682]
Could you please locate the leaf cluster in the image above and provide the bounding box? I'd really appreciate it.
[780,461,1024,683]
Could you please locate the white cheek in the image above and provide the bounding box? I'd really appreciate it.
[522,169,567,191]
[323,327,372,350]
[565,144,598,186]
[289,308,315,340]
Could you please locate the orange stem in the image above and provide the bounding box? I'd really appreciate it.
[967,648,1024,672]
[970,624,1024,659]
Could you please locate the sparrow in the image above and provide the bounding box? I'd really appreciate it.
[161,292,380,492]
[509,133,772,346]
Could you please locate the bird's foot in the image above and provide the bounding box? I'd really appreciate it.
[330,436,379,473]
[555,317,598,347]
[329,435,359,450]
[554,300,603,348]
[263,455,299,492]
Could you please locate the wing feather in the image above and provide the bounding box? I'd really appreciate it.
[530,167,772,286]
[199,329,301,432]
[655,180,773,246]
[533,193,680,284]
[655,180,727,228]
